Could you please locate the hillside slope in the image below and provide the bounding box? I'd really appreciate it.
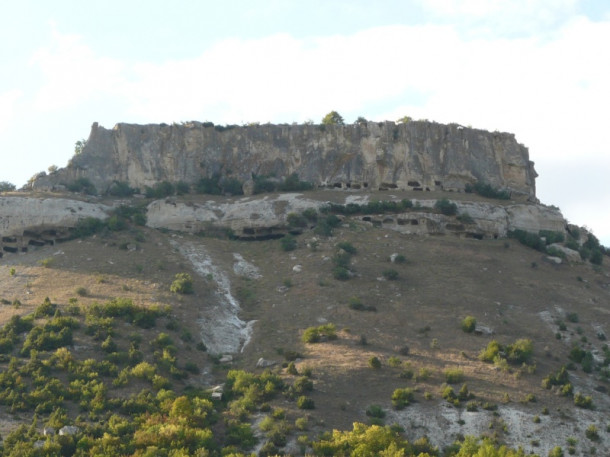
[0,189,608,456]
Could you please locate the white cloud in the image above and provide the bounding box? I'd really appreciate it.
[30,25,124,112]
[22,20,610,243]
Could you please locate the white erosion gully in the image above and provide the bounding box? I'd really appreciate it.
[170,239,256,355]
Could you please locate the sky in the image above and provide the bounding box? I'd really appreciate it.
[1,0,609,245]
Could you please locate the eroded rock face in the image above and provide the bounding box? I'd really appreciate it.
[32,121,537,200]
[0,197,110,253]
[145,194,566,241]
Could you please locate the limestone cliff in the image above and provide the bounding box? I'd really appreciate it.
[32,121,537,200]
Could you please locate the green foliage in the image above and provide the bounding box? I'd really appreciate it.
[461,316,477,333]
[368,356,382,369]
[465,181,511,200]
[287,212,308,228]
[542,366,570,390]
[479,340,501,362]
[321,110,344,125]
[107,180,136,197]
[391,387,415,409]
[434,198,458,216]
[585,424,599,441]
[0,181,16,192]
[337,241,357,255]
[574,392,593,409]
[296,395,315,409]
[508,229,546,252]
[170,273,194,294]
[302,324,337,343]
[539,230,565,245]
[382,269,399,280]
[321,199,413,216]
[280,234,297,251]
[67,177,97,195]
[366,404,386,419]
[33,297,58,318]
[348,296,376,312]
[444,368,465,384]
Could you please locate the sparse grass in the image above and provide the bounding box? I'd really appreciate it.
[39,257,54,268]
[444,368,464,384]
[382,269,399,280]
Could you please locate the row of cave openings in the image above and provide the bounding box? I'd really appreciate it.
[327,179,442,192]
[0,229,69,258]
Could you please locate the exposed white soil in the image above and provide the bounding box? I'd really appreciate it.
[171,240,255,355]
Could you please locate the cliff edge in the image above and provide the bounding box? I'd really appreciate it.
[32,120,537,200]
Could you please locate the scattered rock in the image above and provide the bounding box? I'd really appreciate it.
[59,425,79,436]
[219,355,233,364]
[256,358,277,368]
[545,256,562,265]
[292,264,302,273]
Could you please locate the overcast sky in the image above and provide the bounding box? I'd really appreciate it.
[1,0,609,244]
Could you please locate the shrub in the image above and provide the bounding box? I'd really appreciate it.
[508,229,546,252]
[170,273,194,294]
[369,356,382,369]
[366,404,385,419]
[296,396,315,409]
[107,181,136,197]
[333,266,350,281]
[434,198,458,216]
[461,316,477,333]
[302,324,337,343]
[479,340,501,362]
[444,368,464,384]
[506,338,533,364]
[67,177,97,195]
[75,287,88,297]
[585,424,599,441]
[287,213,307,228]
[391,387,415,409]
[465,181,510,200]
[382,269,399,280]
[574,392,593,409]
[337,241,357,255]
[280,235,297,251]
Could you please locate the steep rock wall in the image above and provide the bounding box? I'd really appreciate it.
[33,121,537,200]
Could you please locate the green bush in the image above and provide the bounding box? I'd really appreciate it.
[479,340,501,362]
[280,235,297,251]
[366,405,386,421]
[287,212,307,228]
[434,198,458,216]
[302,324,337,343]
[391,387,415,409]
[67,177,97,195]
[444,368,464,384]
[508,229,546,252]
[333,266,350,281]
[574,392,593,409]
[107,181,136,197]
[368,356,382,369]
[337,241,357,255]
[296,396,315,409]
[465,181,510,200]
[461,316,477,333]
[170,273,194,294]
[382,269,399,280]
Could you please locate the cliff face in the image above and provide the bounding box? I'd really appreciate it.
[33,121,537,200]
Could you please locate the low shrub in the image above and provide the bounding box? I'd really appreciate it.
[170,273,194,294]
[461,316,477,333]
[382,269,399,280]
[391,387,415,409]
[444,368,465,384]
[434,198,458,216]
[302,324,337,343]
[368,356,382,369]
[296,396,314,409]
[280,235,297,252]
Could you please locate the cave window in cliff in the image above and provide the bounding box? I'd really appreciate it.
[410,220,419,225]
[363,182,368,188]
[333,182,342,188]
[408,181,421,187]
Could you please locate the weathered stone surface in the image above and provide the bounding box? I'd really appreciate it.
[32,121,537,200]
[0,197,110,253]
[145,194,566,241]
